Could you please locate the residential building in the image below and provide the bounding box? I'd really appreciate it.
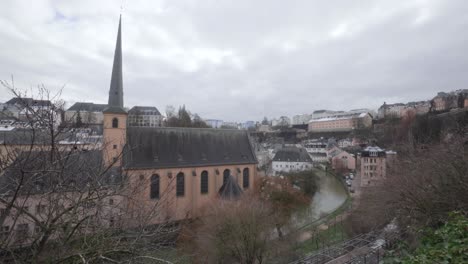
[0,102,21,119]
[205,119,223,128]
[2,97,59,128]
[292,114,312,125]
[406,101,431,116]
[128,106,163,127]
[258,124,272,132]
[338,138,353,148]
[330,149,356,171]
[432,90,468,112]
[242,121,255,130]
[272,146,313,176]
[308,112,372,132]
[271,116,291,127]
[358,146,396,187]
[377,103,405,119]
[65,102,108,125]
[222,122,239,129]
[311,110,342,120]
[302,138,328,163]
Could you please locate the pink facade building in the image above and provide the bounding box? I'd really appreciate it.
[308,113,372,132]
[358,146,396,187]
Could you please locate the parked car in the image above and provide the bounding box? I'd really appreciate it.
[349,174,354,180]
[346,180,352,187]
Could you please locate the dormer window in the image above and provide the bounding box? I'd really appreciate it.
[112,118,118,128]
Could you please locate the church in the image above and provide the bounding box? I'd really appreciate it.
[102,16,257,224]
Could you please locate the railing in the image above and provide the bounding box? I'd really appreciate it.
[291,230,401,264]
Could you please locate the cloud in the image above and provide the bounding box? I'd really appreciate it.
[1,0,468,121]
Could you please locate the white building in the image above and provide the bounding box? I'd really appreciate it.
[272,146,313,176]
[338,138,353,148]
[303,138,329,163]
[205,119,223,128]
[272,116,291,127]
[65,102,108,125]
[311,110,343,120]
[128,106,163,127]
[292,114,312,125]
[303,138,327,153]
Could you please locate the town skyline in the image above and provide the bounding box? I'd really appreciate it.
[2,1,468,121]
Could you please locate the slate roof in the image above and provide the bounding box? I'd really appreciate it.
[273,147,312,162]
[104,15,125,114]
[0,129,70,145]
[310,153,327,157]
[124,127,257,169]
[360,146,387,157]
[0,129,100,145]
[218,175,243,200]
[6,97,51,107]
[0,150,121,196]
[67,102,108,112]
[128,106,161,115]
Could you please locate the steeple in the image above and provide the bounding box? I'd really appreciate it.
[104,15,125,113]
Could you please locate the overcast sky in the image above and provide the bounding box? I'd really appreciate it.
[1,0,468,122]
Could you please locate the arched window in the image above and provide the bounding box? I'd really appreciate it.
[243,168,250,189]
[112,118,118,128]
[200,170,208,194]
[223,169,230,184]
[176,172,185,197]
[150,174,160,199]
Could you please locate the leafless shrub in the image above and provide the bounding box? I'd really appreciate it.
[0,82,177,263]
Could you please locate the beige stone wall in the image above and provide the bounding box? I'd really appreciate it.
[103,112,127,167]
[308,119,353,132]
[64,110,103,125]
[360,156,386,187]
[308,115,372,132]
[124,163,257,225]
[332,152,356,171]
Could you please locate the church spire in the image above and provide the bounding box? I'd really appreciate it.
[105,15,125,113]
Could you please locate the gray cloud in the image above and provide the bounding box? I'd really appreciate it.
[1,0,468,121]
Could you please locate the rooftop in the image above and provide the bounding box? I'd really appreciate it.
[124,127,257,169]
[67,102,108,112]
[128,106,161,115]
[273,146,312,162]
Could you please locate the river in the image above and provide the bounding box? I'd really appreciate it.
[294,169,348,226]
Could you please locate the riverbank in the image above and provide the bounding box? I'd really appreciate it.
[294,168,352,254]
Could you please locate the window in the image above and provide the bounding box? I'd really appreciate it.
[176,172,185,197]
[150,174,160,199]
[243,168,250,189]
[16,224,29,240]
[36,204,46,214]
[112,118,118,128]
[109,199,114,205]
[0,225,9,240]
[223,169,230,184]
[113,144,117,149]
[34,221,45,234]
[201,170,208,194]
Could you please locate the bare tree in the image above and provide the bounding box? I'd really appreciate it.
[192,195,280,264]
[0,82,178,263]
